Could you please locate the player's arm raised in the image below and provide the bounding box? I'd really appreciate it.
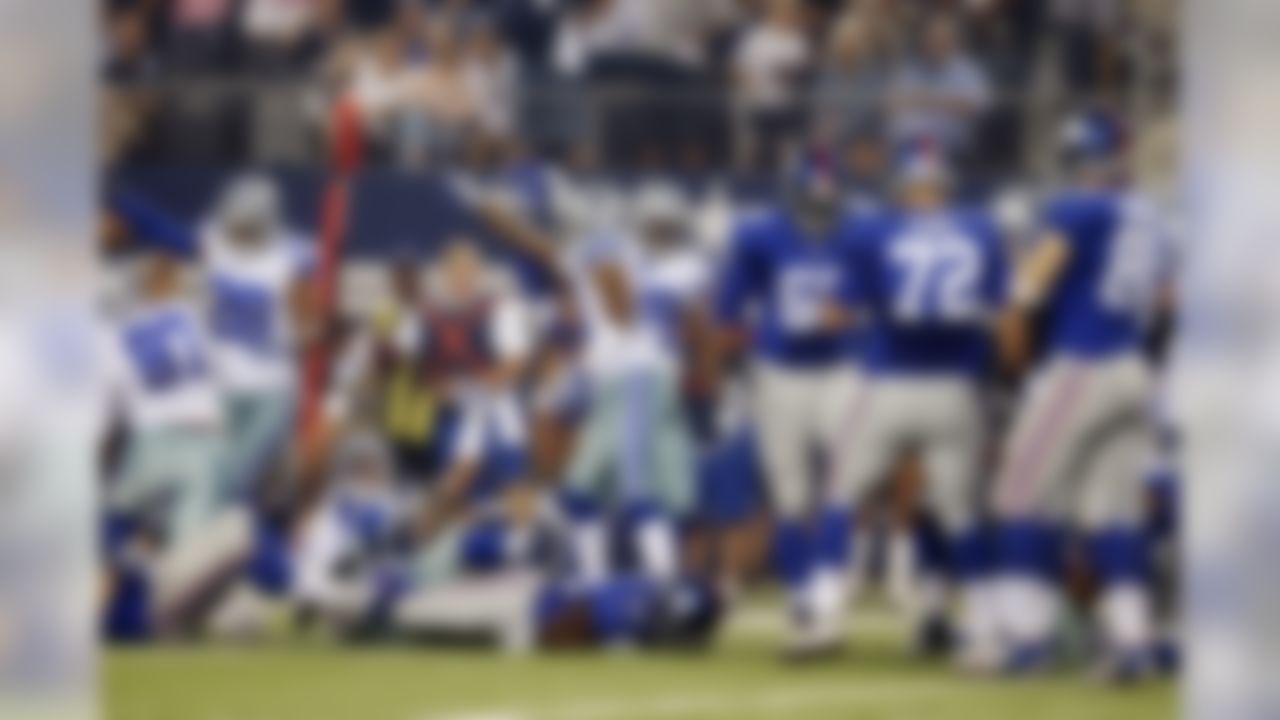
[456,181,566,287]
[997,230,1071,375]
[107,189,201,258]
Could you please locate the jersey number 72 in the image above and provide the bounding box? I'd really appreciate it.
[888,231,982,323]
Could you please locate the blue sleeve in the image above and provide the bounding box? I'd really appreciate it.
[852,214,891,309]
[983,220,1010,305]
[836,218,871,307]
[1043,196,1120,277]
[714,224,762,326]
[1041,197,1079,236]
[110,190,199,259]
[1042,195,1110,245]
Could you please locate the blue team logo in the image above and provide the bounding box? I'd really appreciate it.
[124,312,210,391]
[210,275,277,354]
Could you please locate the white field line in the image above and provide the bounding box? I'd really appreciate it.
[414,680,957,720]
[725,605,907,640]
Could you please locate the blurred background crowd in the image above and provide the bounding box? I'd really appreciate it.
[103,0,1176,186]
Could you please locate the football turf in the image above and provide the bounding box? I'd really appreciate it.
[106,607,1174,720]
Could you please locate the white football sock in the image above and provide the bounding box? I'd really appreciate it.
[999,575,1060,646]
[1098,582,1154,653]
[807,566,848,628]
[635,516,679,584]
[570,520,608,587]
[958,579,1000,649]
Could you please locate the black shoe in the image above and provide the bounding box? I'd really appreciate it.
[1093,648,1156,686]
[915,615,956,659]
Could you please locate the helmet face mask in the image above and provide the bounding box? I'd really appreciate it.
[641,219,685,253]
[226,219,272,248]
[217,174,283,247]
[633,182,690,252]
[892,149,952,211]
[1059,111,1128,182]
[786,167,842,238]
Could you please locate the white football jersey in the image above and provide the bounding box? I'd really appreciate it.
[637,245,713,360]
[201,225,313,393]
[108,301,223,431]
[566,231,670,382]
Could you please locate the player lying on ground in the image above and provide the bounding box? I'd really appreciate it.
[294,432,725,653]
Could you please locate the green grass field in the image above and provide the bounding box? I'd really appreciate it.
[106,607,1174,720]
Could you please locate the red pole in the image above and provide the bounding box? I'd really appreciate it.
[298,96,363,456]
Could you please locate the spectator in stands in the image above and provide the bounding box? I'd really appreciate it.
[345,0,400,31]
[732,0,813,171]
[164,0,238,71]
[386,0,432,62]
[886,12,991,161]
[104,6,160,84]
[812,12,891,152]
[489,0,558,71]
[103,6,162,164]
[240,0,323,73]
[839,124,889,204]
[962,0,1045,88]
[551,0,643,79]
[336,8,432,166]
[961,0,1046,178]
[402,21,482,167]
[553,0,737,169]
[1051,0,1130,97]
[463,18,520,143]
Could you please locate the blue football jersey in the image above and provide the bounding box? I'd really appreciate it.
[1039,190,1166,358]
[715,209,858,366]
[851,207,1008,377]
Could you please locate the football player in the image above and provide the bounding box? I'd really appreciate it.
[459,180,698,592]
[715,156,860,658]
[989,111,1172,681]
[831,150,1008,664]
[101,247,248,636]
[106,250,224,544]
[111,175,316,504]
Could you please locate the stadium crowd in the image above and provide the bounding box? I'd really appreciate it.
[99,0,1180,685]
[103,0,1174,179]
